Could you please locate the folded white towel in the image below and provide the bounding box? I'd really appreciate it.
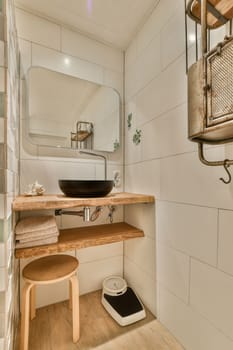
[15,227,59,240]
[16,232,59,244]
[15,236,58,249]
[15,216,58,235]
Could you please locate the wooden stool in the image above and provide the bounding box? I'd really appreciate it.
[20,254,80,350]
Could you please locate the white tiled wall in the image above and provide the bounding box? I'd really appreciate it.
[15,8,124,307]
[0,1,20,348]
[125,0,233,348]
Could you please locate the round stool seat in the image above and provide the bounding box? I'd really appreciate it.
[23,254,79,284]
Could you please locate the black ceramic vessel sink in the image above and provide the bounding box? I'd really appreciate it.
[58,180,114,197]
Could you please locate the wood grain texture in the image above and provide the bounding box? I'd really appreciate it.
[22,255,79,283]
[191,0,233,28]
[12,192,155,211]
[15,222,144,259]
[16,290,184,350]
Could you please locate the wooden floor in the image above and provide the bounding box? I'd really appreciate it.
[16,290,184,350]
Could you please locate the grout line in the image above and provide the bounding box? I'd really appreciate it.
[157,239,231,275]
[153,198,233,212]
[137,101,187,128]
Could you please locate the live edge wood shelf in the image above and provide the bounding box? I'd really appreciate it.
[12,192,154,211]
[13,192,155,259]
[15,222,144,259]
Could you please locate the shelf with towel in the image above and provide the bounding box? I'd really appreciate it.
[15,222,144,259]
[13,192,154,259]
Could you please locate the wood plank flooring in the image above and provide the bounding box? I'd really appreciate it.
[16,290,184,350]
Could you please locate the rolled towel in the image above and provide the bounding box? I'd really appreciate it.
[16,232,59,244]
[15,216,59,235]
[15,226,58,241]
[15,236,58,249]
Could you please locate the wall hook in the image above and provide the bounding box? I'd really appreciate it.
[220,160,231,184]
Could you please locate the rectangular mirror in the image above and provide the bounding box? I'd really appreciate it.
[26,67,121,152]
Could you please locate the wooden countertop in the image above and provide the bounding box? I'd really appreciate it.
[15,222,144,259]
[12,192,155,211]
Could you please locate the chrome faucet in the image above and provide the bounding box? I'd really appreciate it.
[79,150,107,180]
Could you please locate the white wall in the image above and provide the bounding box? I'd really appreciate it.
[15,7,124,307]
[125,0,233,348]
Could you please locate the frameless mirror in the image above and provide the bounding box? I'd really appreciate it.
[26,67,120,152]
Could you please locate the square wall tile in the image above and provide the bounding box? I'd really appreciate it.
[76,242,123,264]
[156,200,218,266]
[161,6,185,70]
[136,32,161,91]
[0,170,5,193]
[124,236,155,279]
[0,68,4,92]
[0,144,5,169]
[124,257,157,315]
[157,243,190,303]
[32,43,104,85]
[0,119,4,143]
[15,8,60,50]
[7,216,11,240]
[0,195,4,219]
[218,210,233,276]
[136,0,178,54]
[125,203,156,240]
[0,267,5,291]
[61,28,123,73]
[160,146,233,210]
[125,160,160,197]
[20,159,96,194]
[190,259,233,340]
[0,14,4,42]
[0,93,4,118]
[136,55,187,125]
[0,220,3,242]
[159,285,233,350]
[0,312,4,337]
[141,103,195,161]
[0,291,4,312]
[0,41,4,67]
[0,243,5,266]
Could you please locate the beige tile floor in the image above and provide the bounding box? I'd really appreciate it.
[17,290,184,350]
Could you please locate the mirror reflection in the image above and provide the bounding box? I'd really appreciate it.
[27,67,120,152]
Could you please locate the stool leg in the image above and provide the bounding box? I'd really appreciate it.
[69,274,79,343]
[69,280,72,310]
[30,286,36,320]
[20,282,34,350]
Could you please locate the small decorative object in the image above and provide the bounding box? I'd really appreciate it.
[24,181,45,196]
[113,139,120,151]
[133,129,142,145]
[127,113,132,129]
